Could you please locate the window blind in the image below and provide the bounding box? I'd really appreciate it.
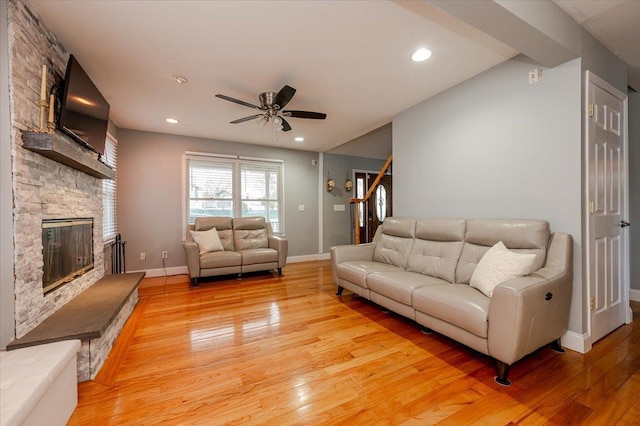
[102,134,117,240]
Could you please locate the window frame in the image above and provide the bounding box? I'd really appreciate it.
[102,132,118,242]
[183,152,285,238]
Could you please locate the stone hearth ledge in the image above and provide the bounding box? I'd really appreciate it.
[7,272,145,381]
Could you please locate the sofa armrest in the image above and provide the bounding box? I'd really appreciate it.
[488,232,573,365]
[330,243,376,284]
[269,235,288,268]
[183,241,201,279]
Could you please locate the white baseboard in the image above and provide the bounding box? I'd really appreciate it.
[287,253,331,263]
[561,330,592,354]
[128,266,188,278]
[630,288,640,302]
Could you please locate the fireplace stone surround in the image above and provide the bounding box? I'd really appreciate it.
[5,0,135,381]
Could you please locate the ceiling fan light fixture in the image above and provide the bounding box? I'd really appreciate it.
[411,48,432,62]
[273,116,282,126]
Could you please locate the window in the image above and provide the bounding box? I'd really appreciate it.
[102,133,117,240]
[185,153,284,233]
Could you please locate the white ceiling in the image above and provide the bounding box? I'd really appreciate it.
[28,1,638,154]
[553,0,640,90]
[28,0,516,153]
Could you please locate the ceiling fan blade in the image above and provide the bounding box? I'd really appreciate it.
[215,94,262,110]
[282,110,327,120]
[230,114,264,124]
[273,85,296,109]
[280,117,292,132]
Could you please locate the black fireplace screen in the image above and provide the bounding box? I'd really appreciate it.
[42,218,94,293]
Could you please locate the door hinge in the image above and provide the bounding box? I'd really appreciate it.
[590,297,595,311]
[589,200,594,214]
[588,103,594,117]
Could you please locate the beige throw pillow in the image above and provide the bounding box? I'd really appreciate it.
[470,241,537,297]
[190,227,224,254]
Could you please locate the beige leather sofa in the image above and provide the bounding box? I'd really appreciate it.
[184,216,287,286]
[331,217,572,386]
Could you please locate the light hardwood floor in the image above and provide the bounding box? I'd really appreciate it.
[70,261,640,425]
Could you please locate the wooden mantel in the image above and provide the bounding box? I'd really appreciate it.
[21,131,115,179]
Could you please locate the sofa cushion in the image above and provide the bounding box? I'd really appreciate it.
[336,261,404,288]
[373,218,416,269]
[194,217,235,251]
[456,219,549,284]
[233,217,269,250]
[239,248,278,265]
[413,284,490,338]
[190,227,224,254]
[470,241,537,297]
[200,251,242,269]
[367,271,448,305]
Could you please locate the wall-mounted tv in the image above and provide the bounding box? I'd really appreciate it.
[58,55,110,157]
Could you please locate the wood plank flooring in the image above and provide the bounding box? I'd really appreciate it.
[69,261,640,425]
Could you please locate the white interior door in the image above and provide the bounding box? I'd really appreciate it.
[586,71,630,344]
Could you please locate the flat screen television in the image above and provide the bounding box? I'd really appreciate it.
[58,55,110,156]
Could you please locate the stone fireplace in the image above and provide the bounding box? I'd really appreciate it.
[8,0,105,339]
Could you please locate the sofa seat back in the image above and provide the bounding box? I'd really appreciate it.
[193,217,235,251]
[373,217,416,269]
[407,218,466,283]
[455,219,550,284]
[233,217,270,250]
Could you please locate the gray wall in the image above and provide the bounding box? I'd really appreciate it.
[1,0,14,349]
[322,153,386,252]
[629,89,640,292]
[328,123,392,160]
[117,130,320,272]
[393,56,584,332]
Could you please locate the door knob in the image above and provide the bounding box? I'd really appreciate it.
[620,220,630,228]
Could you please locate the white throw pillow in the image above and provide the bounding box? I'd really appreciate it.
[190,227,224,254]
[470,241,537,297]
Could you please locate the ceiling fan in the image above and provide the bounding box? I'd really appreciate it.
[215,85,327,132]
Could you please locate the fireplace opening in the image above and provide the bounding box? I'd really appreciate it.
[42,218,94,294]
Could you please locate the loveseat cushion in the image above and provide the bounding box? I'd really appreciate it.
[200,250,242,269]
[336,261,404,288]
[367,271,448,305]
[233,217,269,250]
[412,284,490,338]
[407,218,465,282]
[455,219,549,284]
[239,248,279,265]
[194,217,235,251]
[372,217,416,269]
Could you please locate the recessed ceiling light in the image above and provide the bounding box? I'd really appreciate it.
[411,48,432,62]
[172,75,188,84]
[165,118,179,124]
[294,137,304,142]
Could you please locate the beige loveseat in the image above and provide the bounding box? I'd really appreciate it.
[331,217,572,386]
[184,216,288,286]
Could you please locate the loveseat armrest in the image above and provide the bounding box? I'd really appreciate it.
[269,235,288,268]
[487,232,572,365]
[183,241,201,279]
[330,243,376,284]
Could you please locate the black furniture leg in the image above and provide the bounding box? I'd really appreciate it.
[278,267,283,276]
[191,278,199,287]
[336,285,344,296]
[420,326,433,335]
[550,338,565,353]
[494,361,511,386]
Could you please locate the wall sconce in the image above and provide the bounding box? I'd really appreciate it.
[327,171,336,192]
[345,173,353,192]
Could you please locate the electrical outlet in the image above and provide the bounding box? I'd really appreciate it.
[162,251,168,259]
[140,252,146,261]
